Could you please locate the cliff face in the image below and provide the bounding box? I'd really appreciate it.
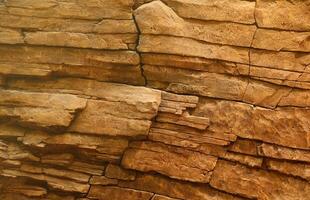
[0,0,310,199]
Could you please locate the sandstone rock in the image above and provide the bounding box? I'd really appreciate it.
[138,35,249,64]
[0,75,5,86]
[210,160,310,199]
[144,65,249,101]
[88,186,154,200]
[149,127,230,148]
[119,173,244,200]
[256,0,310,31]
[43,132,128,155]
[0,27,23,44]
[228,139,259,156]
[18,130,49,147]
[135,1,256,47]
[0,142,39,161]
[105,164,136,181]
[156,112,209,130]
[121,141,217,183]
[0,14,137,34]
[20,164,90,183]
[90,176,118,185]
[221,152,263,168]
[25,32,136,50]
[252,29,310,52]
[242,79,291,108]
[152,195,179,200]
[250,49,310,72]
[4,0,134,20]
[266,159,310,181]
[1,169,90,193]
[0,45,140,67]
[249,66,302,82]
[258,143,310,163]
[278,90,310,107]
[7,78,161,110]
[0,62,52,77]
[41,153,74,166]
[161,0,255,24]
[0,123,25,137]
[0,89,87,129]
[68,162,105,176]
[141,53,250,76]
[193,98,310,149]
[0,177,47,197]
[68,106,152,137]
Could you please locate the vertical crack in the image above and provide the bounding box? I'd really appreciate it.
[132,9,148,86]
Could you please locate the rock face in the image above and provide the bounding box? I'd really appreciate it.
[0,0,310,200]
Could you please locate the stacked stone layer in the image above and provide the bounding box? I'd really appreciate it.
[0,0,309,199]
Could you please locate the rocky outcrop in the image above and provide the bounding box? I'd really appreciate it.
[0,0,310,200]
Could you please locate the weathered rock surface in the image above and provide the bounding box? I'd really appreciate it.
[193,98,310,150]
[122,141,217,183]
[210,160,310,200]
[1,0,310,199]
[255,0,310,31]
[0,89,87,129]
[88,186,153,200]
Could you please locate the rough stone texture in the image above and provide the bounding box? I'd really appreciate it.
[1,0,310,199]
[121,141,217,183]
[210,160,310,200]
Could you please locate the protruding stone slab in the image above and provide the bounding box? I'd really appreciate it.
[0,89,87,129]
[266,159,310,181]
[105,164,136,181]
[0,27,23,44]
[88,186,153,200]
[193,98,310,150]
[138,35,249,64]
[252,29,310,52]
[121,141,217,183]
[161,0,256,24]
[256,0,310,31]
[4,0,135,20]
[25,32,136,50]
[119,173,245,200]
[135,1,256,47]
[210,160,310,199]
[258,143,310,163]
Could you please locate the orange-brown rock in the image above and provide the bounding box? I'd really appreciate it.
[105,164,136,181]
[0,0,310,199]
[119,173,244,200]
[135,1,256,47]
[122,141,217,183]
[161,0,256,24]
[3,0,134,20]
[210,160,310,199]
[0,89,87,129]
[255,0,310,31]
[88,186,153,200]
[194,98,310,150]
[266,159,310,181]
[258,143,310,163]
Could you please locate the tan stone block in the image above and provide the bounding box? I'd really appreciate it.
[210,160,310,199]
[88,186,153,200]
[121,141,217,183]
[161,0,255,24]
[105,164,136,181]
[256,0,310,31]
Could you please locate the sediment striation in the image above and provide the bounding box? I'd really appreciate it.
[0,0,309,199]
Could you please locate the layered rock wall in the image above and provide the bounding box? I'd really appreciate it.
[0,0,309,199]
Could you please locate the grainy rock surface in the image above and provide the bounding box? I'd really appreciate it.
[0,0,309,199]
